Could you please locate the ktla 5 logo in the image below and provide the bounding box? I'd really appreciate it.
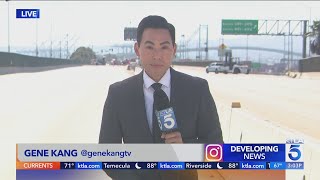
[286,144,304,162]
[205,144,223,161]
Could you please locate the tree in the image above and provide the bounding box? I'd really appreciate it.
[308,20,320,55]
[70,47,96,64]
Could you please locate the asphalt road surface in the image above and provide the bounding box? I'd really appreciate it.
[1,65,319,179]
[173,65,320,140]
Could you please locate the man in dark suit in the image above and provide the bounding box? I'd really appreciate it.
[99,15,223,180]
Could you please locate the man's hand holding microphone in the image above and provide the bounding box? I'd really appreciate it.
[152,83,183,144]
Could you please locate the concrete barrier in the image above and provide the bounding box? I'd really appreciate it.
[0,65,84,75]
[172,60,213,67]
[0,52,83,67]
[217,103,320,180]
[299,56,320,72]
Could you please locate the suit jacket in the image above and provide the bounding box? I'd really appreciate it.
[99,68,223,180]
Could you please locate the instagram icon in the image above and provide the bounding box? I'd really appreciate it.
[205,144,223,161]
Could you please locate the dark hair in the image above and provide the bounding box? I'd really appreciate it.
[136,15,175,46]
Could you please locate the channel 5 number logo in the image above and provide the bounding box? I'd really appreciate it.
[286,144,304,162]
[205,144,223,161]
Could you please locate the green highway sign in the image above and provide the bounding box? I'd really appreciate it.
[222,19,258,35]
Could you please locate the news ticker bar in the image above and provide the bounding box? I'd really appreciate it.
[17,162,304,170]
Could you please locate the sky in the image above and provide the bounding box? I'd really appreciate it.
[0,1,320,52]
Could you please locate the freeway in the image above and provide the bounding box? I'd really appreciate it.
[1,65,319,180]
[173,66,320,140]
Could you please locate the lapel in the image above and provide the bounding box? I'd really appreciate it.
[170,67,182,119]
[134,71,153,139]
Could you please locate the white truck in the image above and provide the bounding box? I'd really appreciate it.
[206,61,250,74]
[207,49,250,74]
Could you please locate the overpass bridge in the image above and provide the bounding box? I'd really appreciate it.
[12,45,303,61]
[14,46,302,56]
[177,46,303,56]
[108,44,302,56]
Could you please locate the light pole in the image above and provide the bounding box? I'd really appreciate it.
[6,0,10,53]
[246,35,249,61]
[66,34,69,59]
[181,34,185,59]
[308,7,312,57]
[36,19,38,56]
[198,25,201,60]
[179,37,182,59]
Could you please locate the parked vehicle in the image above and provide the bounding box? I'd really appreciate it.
[206,51,250,74]
[206,61,250,74]
[127,59,139,71]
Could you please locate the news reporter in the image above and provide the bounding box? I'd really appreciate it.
[99,15,223,180]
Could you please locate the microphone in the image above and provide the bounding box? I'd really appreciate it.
[153,90,178,133]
